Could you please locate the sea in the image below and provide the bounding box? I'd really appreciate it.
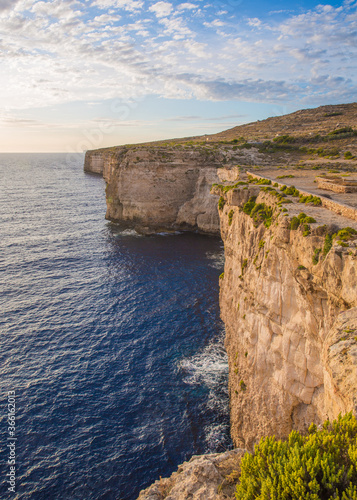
[0,153,231,500]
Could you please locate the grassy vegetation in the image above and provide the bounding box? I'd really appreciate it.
[260,186,287,204]
[218,196,226,211]
[212,181,248,193]
[312,248,322,265]
[228,209,234,225]
[248,176,272,185]
[299,194,322,206]
[239,380,247,392]
[290,213,317,231]
[242,197,274,228]
[323,233,333,257]
[273,135,296,144]
[235,413,357,500]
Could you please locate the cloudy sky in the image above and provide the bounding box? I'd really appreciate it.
[0,0,356,152]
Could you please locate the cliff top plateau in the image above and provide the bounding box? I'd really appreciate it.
[88,102,357,173]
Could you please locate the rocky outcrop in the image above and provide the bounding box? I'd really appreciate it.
[137,449,245,500]
[83,102,357,498]
[217,183,357,450]
[84,150,106,175]
[84,146,236,234]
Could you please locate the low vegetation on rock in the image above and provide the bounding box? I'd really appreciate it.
[242,197,274,228]
[235,413,357,500]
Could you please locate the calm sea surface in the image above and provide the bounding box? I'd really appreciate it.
[0,153,231,500]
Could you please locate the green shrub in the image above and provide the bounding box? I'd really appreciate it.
[323,233,333,257]
[304,216,317,223]
[312,248,321,265]
[328,126,354,135]
[242,197,274,228]
[242,197,257,215]
[218,196,226,211]
[344,151,353,159]
[290,217,300,230]
[324,111,343,117]
[335,227,357,241]
[249,177,272,185]
[219,272,224,279]
[235,413,357,500]
[258,240,265,249]
[228,209,234,225]
[273,135,296,144]
[282,185,300,197]
[299,195,322,206]
[250,203,273,228]
[261,186,287,203]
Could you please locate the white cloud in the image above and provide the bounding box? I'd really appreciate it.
[177,3,198,10]
[149,1,173,18]
[0,0,356,116]
[203,19,225,27]
[91,0,144,11]
[247,17,262,27]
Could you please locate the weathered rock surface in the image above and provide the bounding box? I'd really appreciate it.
[84,102,357,498]
[218,184,357,450]
[137,449,245,500]
[84,146,230,235]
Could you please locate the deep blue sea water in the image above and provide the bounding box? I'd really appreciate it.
[0,154,231,500]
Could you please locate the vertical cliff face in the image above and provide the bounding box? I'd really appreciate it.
[218,185,357,450]
[85,146,228,235]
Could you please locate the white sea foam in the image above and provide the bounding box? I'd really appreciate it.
[205,249,225,269]
[178,331,231,451]
[178,339,228,389]
[113,228,143,237]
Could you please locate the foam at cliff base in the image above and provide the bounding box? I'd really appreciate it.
[177,330,231,451]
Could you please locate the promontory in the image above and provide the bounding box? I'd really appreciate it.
[84,102,357,499]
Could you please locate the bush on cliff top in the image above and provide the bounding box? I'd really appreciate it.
[235,412,357,500]
[242,197,273,228]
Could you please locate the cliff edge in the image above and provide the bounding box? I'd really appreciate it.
[215,174,357,450]
[83,103,357,498]
[85,145,228,235]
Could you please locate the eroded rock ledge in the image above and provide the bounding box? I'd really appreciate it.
[84,146,231,235]
[137,449,246,500]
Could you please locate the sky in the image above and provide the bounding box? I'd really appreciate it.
[0,0,356,152]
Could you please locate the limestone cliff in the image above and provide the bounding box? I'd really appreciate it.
[84,145,231,235]
[83,102,357,498]
[217,181,357,450]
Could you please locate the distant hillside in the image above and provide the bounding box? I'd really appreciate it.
[208,102,357,142]
[89,102,357,171]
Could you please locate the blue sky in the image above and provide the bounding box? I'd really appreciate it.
[0,0,356,152]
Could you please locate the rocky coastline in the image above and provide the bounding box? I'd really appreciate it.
[84,103,357,498]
